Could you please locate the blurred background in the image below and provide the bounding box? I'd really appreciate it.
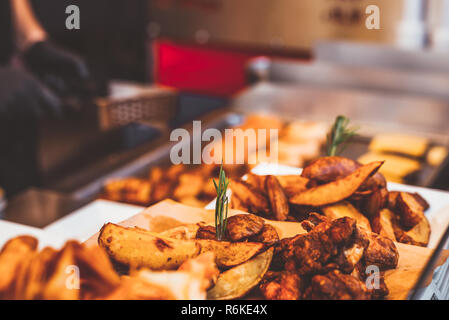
[2,0,449,227]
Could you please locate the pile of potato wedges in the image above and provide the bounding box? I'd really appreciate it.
[230,156,431,247]
[98,214,280,299]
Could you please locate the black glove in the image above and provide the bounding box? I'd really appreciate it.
[0,66,63,118]
[23,41,91,108]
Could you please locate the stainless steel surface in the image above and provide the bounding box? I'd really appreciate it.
[232,82,449,143]
[2,188,79,228]
[232,82,449,187]
[315,41,449,74]
[263,59,449,101]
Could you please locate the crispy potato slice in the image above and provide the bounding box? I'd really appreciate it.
[265,175,289,221]
[249,224,279,245]
[245,174,267,195]
[396,192,425,229]
[301,156,360,182]
[197,240,264,268]
[275,175,309,197]
[229,192,250,212]
[207,248,273,300]
[173,173,204,200]
[322,201,372,231]
[230,179,270,215]
[290,161,383,207]
[0,236,37,297]
[22,247,58,300]
[362,187,388,218]
[42,241,80,300]
[98,223,201,270]
[371,208,397,242]
[394,215,431,247]
[225,214,265,241]
[196,225,218,240]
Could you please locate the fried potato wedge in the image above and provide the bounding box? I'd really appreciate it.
[274,175,309,192]
[249,224,279,246]
[266,175,289,221]
[196,225,218,240]
[290,161,383,207]
[362,187,388,218]
[371,208,397,242]
[230,179,270,215]
[22,247,57,300]
[245,174,267,195]
[225,214,265,241]
[98,223,201,270]
[396,192,425,229]
[197,239,264,268]
[393,215,431,247]
[207,248,273,300]
[301,156,360,182]
[229,192,250,212]
[322,201,372,231]
[0,236,37,297]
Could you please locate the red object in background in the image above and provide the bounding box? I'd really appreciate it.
[153,40,266,97]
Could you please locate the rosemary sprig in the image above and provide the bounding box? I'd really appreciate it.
[326,115,358,156]
[213,163,230,241]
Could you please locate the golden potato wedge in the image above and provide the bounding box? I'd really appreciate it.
[396,192,425,229]
[322,201,372,231]
[265,175,289,221]
[248,224,280,246]
[301,156,360,182]
[362,187,388,218]
[207,248,273,300]
[393,215,431,247]
[22,247,58,300]
[195,225,218,240]
[42,241,80,300]
[173,173,204,200]
[230,179,270,215]
[229,192,250,212]
[245,174,267,195]
[0,236,38,297]
[275,175,310,197]
[98,223,201,270]
[197,240,265,268]
[290,161,383,207]
[371,208,397,242]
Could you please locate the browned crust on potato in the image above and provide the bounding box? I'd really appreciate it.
[225,214,265,242]
[301,156,360,182]
[393,215,430,247]
[265,175,289,221]
[230,179,270,215]
[396,192,425,229]
[290,161,383,207]
[196,225,219,240]
[249,224,280,246]
[371,208,397,242]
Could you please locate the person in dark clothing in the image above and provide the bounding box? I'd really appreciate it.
[0,0,90,195]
